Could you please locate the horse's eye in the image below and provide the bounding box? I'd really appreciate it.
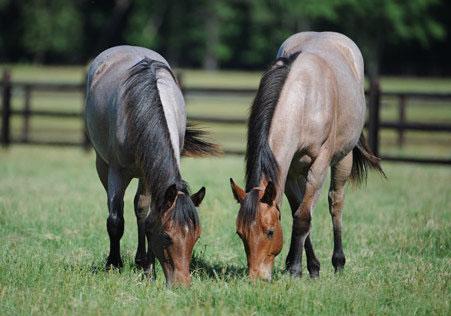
[266,229,274,239]
[162,234,172,246]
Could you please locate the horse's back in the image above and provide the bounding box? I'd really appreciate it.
[278,32,365,109]
[85,46,169,167]
[274,32,365,160]
[277,32,364,83]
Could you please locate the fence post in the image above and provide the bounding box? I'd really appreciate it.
[1,70,12,148]
[21,85,31,142]
[81,73,91,151]
[367,79,380,156]
[397,94,406,147]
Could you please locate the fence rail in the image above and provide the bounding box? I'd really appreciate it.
[1,69,451,164]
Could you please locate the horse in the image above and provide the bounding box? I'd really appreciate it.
[230,32,384,280]
[85,45,218,286]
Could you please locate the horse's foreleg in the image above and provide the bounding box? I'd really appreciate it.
[143,215,156,281]
[143,242,156,282]
[106,166,131,269]
[329,152,352,272]
[134,179,150,268]
[304,236,320,278]
[286,154,328,277]
[285,176,320,278]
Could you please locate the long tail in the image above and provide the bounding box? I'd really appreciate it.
[182,123,222,157]
[350,133,386,185]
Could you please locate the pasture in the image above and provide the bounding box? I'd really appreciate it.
[0,146,450,315]
[1,66,450,314]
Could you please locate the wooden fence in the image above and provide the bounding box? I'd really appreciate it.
[1,70,451,164]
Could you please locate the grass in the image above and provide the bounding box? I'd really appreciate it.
[0,146,450,315]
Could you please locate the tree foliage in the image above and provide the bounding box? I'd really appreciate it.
[21,0,82,62]
[0,0,447,75]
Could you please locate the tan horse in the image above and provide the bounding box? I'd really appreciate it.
[230,32,384,280]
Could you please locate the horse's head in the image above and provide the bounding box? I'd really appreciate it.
[146,184,205,286]
[230,178,282,281]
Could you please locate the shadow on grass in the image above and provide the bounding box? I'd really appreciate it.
[190,253,247,280]
[59,256,139,275]
[63,253,248,281]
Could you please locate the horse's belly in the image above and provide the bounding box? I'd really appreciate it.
[86,88,135,169]
[86,93,111,160]
[331,97,365,162]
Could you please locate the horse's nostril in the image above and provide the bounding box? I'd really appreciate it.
[249,267,272,281]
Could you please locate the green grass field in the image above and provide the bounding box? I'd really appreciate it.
[0,146,450,315]
[1,65,450,314]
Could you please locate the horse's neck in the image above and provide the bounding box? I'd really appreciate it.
[253,152,293,207]
[272,146,297,206]
[156,68,186,167]
[268,98,301,206]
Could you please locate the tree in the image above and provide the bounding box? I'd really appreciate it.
[21,0,82,62]
[323,0,445,81]
[247,0,446,80]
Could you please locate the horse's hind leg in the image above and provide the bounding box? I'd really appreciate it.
[285,176,321,278]
[329,152,352,272]
[106,166,131,269]
[134,179,150,268]
[95,154,108,191]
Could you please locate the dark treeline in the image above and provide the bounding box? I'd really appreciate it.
[1,0,450,77]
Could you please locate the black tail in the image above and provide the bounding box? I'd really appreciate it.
[350,133,386,185]
[182,123,222,157]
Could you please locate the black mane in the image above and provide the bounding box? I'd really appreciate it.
[242,52,300,225]
[172,188,199,229]
[124,57,198,228]
[245,52,300,191]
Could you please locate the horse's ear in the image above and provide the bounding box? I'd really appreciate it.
[261,181,276,205]
[230,178,245,203]
[164,184,178,208]
[191,187,206,207]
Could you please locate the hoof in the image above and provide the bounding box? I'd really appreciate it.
[135,256,147,269]
[307,259,320,278]
[285,264,302,278]
[308,267,320,278]
[332,252,345,273]
[106,256,123,270]
[143,265,156,282]
[309,271,319,278]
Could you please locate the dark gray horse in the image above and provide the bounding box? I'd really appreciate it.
[85,46,218,286]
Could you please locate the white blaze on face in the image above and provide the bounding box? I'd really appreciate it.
[156,68,186,166]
